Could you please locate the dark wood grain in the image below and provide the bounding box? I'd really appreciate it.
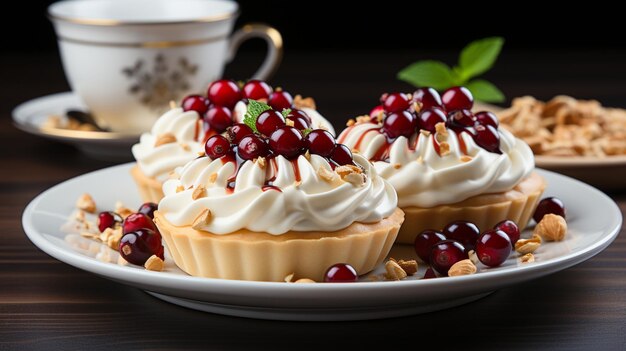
[1,50,626,350]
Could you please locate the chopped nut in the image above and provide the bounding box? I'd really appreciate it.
[117,256,129,266]
[169,100,177,109]
[448,259,477,277]
[393,163,402,169]
[534,214,567,241]
[294,278,316,283]
[346,119,356,127]
[467,250,480,265]
[335,165,366,186]
[180,143,191,151]
[416,156,424,164]
[335,164,363,177]
[76,193,96,213]
[154,133,177,147]
[74,210,86,223]
[176,185,185,193]
[520,253,535,263]
[169,171,180,179]
[144,255,164,271]
[192,184,207,200]
[191,208,212,230]
[78,124,97,131]
[42,115,63,129]
[197,151,206,157]
[460,155,473,162]
[438,141,450,156]
[515,234,542,254]
[396,259,418,276]
[304,150,311,160]
[317,166,337,182]
[285,118,295,127]
[80,231,99,239]
[115,201,134,219]
[284,273,294,283]
[209,172,218,183]
[420,130,431,137]
[356,115,371,124]
[385,260,407,280]
[256,156,267,169]
[106,228,123,250]
[435,122,448,139]
[293,95,316,109]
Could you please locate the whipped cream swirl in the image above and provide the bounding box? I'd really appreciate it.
[338,123,534,208]
[159,154,397,234]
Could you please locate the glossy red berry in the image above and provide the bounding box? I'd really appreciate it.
[475,111,499,128]
[123,213,157,234]
[448,109,476,127]
[383,111,417,138]
[137,202,158,220]
[269,126,304,159]
[237,135,270,160]
[119,228,163,265]
[181,94,209,115]
[443,220,480,251]
[414,230,447,263]
[430,240,468,276]
[305,129,336,157]
[324,263,358,282]
[533,197,566,222]
[413,87,443,111]
[97,211,121,233]
[286,116,309,130]
[441,87,473,111]
[418,108,447,133]
[242,80,272,100]
[207,79,241,109]
[330,144,353,166]
[268,90,294,111]
[204,106,233,133]
[205,135,231,159]
[256,110,286,136]
[494,219,520,245]
[382,92,410,113]
[288,109,312,125]
[228,123,253,144]
[422,267,437,279]
[476,229,512,267]
[369,105,384,122]
[473,124,501,153]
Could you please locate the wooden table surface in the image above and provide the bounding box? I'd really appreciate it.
[1,50,626,350]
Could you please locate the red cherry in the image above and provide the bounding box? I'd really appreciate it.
[237,135,270,160]
[418,108,447,133]
[119,228,164,265]
[228,123,253,144]
[288,109,312,125]
[382,92,410,113]
[256,110,286,136]
[97,211,122,233]
[447,109,476,128]
[475,111,499,128]
[207,79,241,109]
[533,197,566,222]
[137,202,158,220]
[181,95,209,115]
[204,106,233,133]
[413,87,443,111]
[269,126,304,159]
[369,105,384,122]
[123,213,157,235]
[330,144,353,166]
[494,219,520,245]
[430,240,468,276]
[422,267,437,279]
[476,229,512,267]
[441,87,474,111]
[286,116,309,130]
[414,230,447,263]
[383,111,417,138]
[205,135,231,159]
[442,220,480,251]
[324,263,358,282]
[473,124,501,153]
[242,80,272,100]
[268,90,294,111]
[305,129,336,157]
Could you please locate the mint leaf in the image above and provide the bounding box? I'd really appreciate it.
[397,60,459,90]
[281,108,292,118]
[301,128,312,136]
[465,79,505,103]
[243,100,271,133]
[458,37,504,80]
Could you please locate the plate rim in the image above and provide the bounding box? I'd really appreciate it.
[535,154,626,168]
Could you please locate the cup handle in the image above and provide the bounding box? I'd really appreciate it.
[227,24,283,81]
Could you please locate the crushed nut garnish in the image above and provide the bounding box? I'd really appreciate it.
[439,141,451,156]
[317,167,338,182]
[176,185,185,193]
[294,278,316,283]
[192,184,207,200]
[515,234,542,254]
[356,115,371,124]
[304,150,311,160]
[335,165,365,186]
[169,100,177,109]
[460,155,473,162]
[396,259,418,276]
[420,130,431,137]
[256,156,267,169]
[385,260,407,281]
[105,228,123,250]
[191,208,212,230]
[180,143,191,151]
[284,273,294,283]
[117,256,129,266]
[346,119,356,127]
[393,163,402,169]
[144,255,164,271]
[154,133,177,147]
[293,95,316,109]
[448,259,477,276]
[76,193,96,213]
[534,214,567,241]
[169,171,180,179]
[197,151,206,157]
[74,210,86,223]
[520,253,535,263]
[209,172,218,183]
[285,118,295,127]
[115,201,134,219]
[416,156,424,164]
[42,115,63,129]
[435,122,448,140]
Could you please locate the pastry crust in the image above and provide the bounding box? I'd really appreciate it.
[130,165,164,203]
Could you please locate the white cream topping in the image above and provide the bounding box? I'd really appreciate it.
[338,123,534,208]
[159,154,397,234]
[233,101,336,135]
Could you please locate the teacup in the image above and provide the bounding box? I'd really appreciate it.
[48,0,282,133]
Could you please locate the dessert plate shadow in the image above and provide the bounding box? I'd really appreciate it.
[21,163,622,321]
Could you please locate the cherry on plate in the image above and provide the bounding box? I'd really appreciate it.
[494,219,520,245]
[268,90,294,111]
[383,110,417,138]
[256,110,286,136]
[242,80,272,100]
[324,263,358,282]
[330,144,353,166]
[418,108,447,133]
[97,211,122,233]
[442,220,480,251]
[414,229,447,263]
[305,129,336,157]
[119,228,164,265]
[137,203,158,220]
[475,229,512,267]
[533,197,566,222]
[430,240,468,276]
[269,126,304,159]
[123,212,158,234]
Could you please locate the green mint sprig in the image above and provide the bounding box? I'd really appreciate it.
[243,100,271,133]
[281,108,292,118]
[397,37,505,103]
[301,128,312,136]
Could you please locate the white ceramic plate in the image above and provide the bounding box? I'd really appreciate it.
[12,92,139,161]
[22,163,622,321]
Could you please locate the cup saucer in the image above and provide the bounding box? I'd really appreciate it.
[12,92,140,161]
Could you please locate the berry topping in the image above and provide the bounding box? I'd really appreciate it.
[286,116,309,130]
[268,90,294,111]
[256,110,286,136]
[242,80,273,100]
[137,202,158,220]
[181,95,209,115]
[305,129,336,157]
[97,211,121,233]
[448,109,476,128]
[269,126,304,159]
[418,108,447,133]
[207,79,241,109]
[441,86,474,111]
[228,123,254,144]
[237,135,270,160]
[533,197,566,222]
[382,92,410,113]
[119,228,164,265]
[430,240,468,276]
[122,213,158,234]
[288,109,312,125]
[330,144,354,166]
[473,124,501,153]
[205,135,231,159]
[324,263,358,282]
[204,106,233,133]
[494,219,520,245]
[382,111,417,138]
[475,229,512,267]
[442,220,480,251]
[414,230,447,263]
[413,87,443,111]
[475,111,499,128]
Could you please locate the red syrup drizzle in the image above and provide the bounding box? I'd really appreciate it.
[432,134,441,156]
[262,185,282,192]
[221,155,303,194]
[457,132,468,155]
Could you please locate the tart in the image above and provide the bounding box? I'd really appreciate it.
[337,87,545,244]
